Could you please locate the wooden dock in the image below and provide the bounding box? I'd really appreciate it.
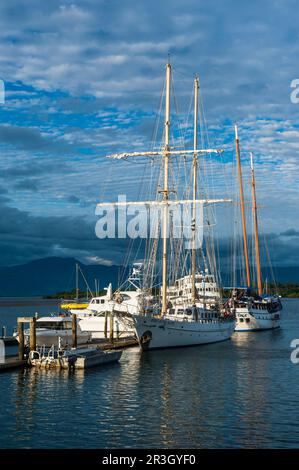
[91,336,139,350]
[0,356,27,372]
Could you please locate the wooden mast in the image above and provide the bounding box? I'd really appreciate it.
[191,76,199,305]
[250,152,263,295]
[235,125,251,288]
[161,61,171,315]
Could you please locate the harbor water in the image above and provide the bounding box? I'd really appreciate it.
[0,298,299,449]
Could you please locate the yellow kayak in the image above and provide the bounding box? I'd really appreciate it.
[61,302,89,310]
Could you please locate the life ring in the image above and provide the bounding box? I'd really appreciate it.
[140,330,152,349]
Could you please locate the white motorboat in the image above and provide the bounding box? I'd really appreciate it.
[71,283,137,339]
[15,316,91,347]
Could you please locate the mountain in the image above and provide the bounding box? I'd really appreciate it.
[0,257,122,297]
[0,257,298,297]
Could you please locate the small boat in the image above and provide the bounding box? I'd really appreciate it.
[233,291,281,332]
[29,345,122,369]
[14,316,91,347]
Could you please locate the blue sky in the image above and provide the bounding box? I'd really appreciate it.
[0,0,298,268]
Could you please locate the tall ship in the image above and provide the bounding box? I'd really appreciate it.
[97,61,235,350]
[231,126,282,331]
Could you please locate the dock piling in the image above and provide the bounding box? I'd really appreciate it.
[29,317,36,352]
[104,312,108,338]
[1,326,6,338]
[17,320,24,360]
[109,312,114,342]
[72,313,77,348]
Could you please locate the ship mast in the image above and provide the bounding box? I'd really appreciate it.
[250,152,263,296]
[235,125,251,288]
[161,61,171,315]
[191,76,199,305]
[101,63,229,315]
[76,262,79,301]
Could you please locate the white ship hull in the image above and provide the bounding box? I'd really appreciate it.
[235,307,280,331]
[78,315,134,339]
[133,314,235,350]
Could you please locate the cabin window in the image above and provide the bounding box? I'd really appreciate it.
[37,321,71,330]
[246,318,250,323]
[239,318,244,322]
[101,299,105,304]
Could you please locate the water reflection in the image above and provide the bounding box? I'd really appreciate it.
[1,300,299,448]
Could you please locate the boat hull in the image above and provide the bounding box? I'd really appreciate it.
[133,315,235,350]
[235,308,280,331]
[29,348,122,369]
[25,330,90,347]
[61,350,122,369]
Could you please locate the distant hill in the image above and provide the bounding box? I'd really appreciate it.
[0,257,298,297]
[0,257,122,297]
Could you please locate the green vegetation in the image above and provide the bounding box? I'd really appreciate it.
[44,283,299,300]
[223,283,299,298]
[44,288,106,300]
[275,283,299,298]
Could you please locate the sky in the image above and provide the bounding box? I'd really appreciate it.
[0,0,298,269]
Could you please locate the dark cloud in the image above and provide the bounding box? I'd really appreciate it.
[280,229,299,237]
[0,195,128,266]
[0,125,72,153]
[0,181,298,269]
[14,178,40,191]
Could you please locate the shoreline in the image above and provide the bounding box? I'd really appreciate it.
[0,296,297,308]
[0,298,61,307]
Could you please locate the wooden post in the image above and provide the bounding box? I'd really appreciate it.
[109,312,114,342]
[72,314,77,349]
[29,317,36,352]
[18,320,24,360]
[104,312,108,338]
